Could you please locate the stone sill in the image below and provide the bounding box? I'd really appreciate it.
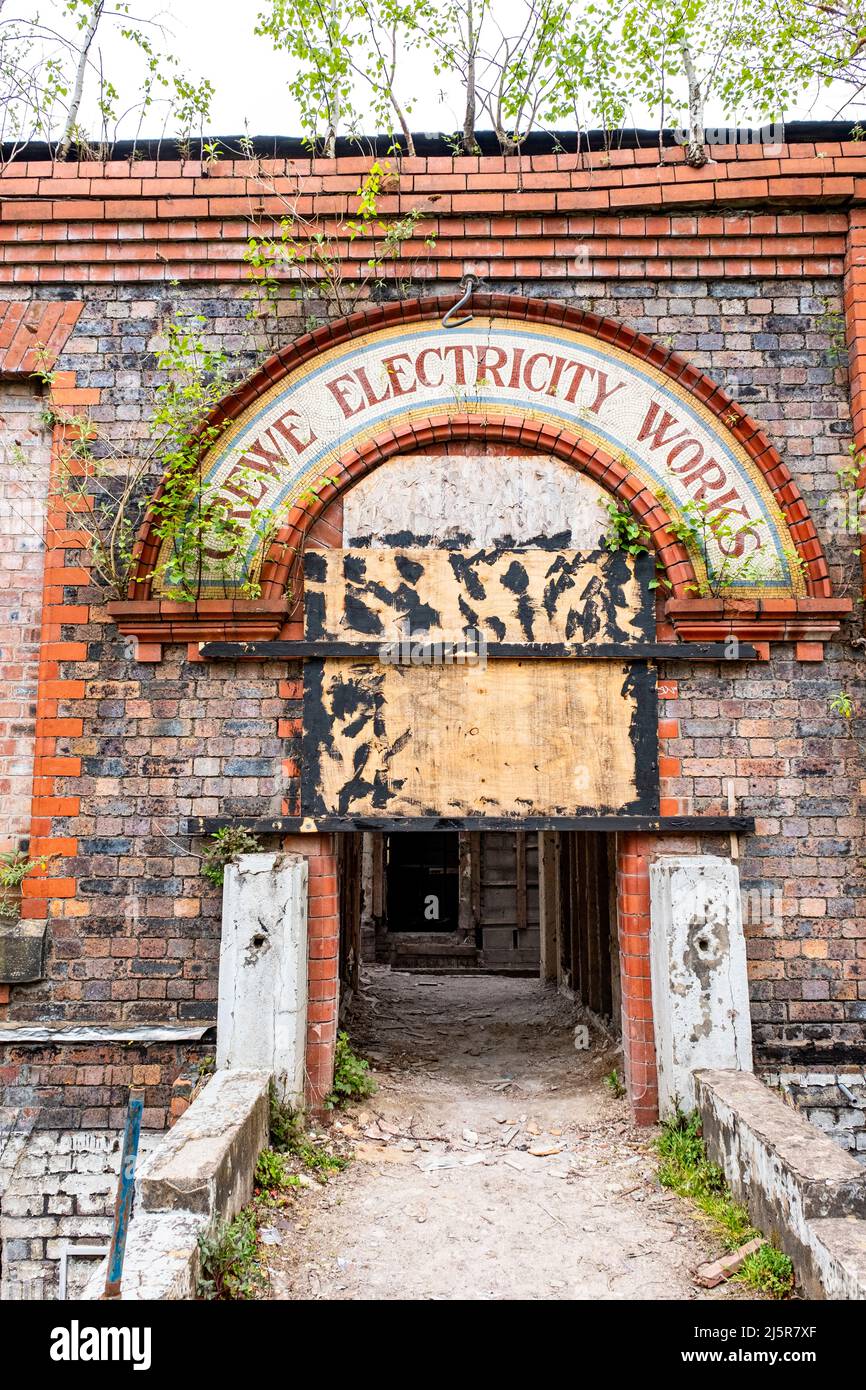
[106,597,291,661]
[105,594,851,662]
[665,596,853,658]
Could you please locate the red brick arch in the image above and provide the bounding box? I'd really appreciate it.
[129,292,832,601]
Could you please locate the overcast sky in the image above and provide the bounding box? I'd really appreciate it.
[63,0,858,142]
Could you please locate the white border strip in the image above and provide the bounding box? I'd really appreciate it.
[0,1023,214,1043]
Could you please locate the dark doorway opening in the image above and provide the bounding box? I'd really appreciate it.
[385,832,458,933]
[342,827,621,1030]
[357,830,544,975]
[555,830,618,1021]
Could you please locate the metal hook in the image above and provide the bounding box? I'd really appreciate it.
[442,273,479,329]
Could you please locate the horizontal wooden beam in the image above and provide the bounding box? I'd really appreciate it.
[199,639,759,663]
[186,814,756,835]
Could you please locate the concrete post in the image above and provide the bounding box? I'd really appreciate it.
[217,852,309,1105]
[649,855,753,1116]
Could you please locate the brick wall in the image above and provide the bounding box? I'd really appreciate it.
[0,1128,162,1299]
[0,142,865,1124]
[17,632,285,1025]
[0,384,51,851]
[0,1041,211,1129]
[660,653,866,1062]
[764,1068,866,1164]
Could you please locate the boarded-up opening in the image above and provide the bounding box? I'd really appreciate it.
[301,547,659,826]
[304,657,654,821]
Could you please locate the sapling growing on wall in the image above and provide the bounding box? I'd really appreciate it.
[200,828,264,888]
[0,0,212,165]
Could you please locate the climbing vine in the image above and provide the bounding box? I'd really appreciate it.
[242,157,438,350]
[603,489,807,599]
[29,309,288,603]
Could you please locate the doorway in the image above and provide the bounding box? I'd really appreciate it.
[350,827,619,1021]
[385,832,458,933]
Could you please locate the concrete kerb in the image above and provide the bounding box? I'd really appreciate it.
[695,1069,866,1299]
[82,1068,271,1301]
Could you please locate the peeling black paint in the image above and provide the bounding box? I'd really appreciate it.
[541,554,577,620]
[343,591,384,636]
[394,554,425,584]
[369,580,440,633]
[304,551,327,583]
[499,559,535,640]
[300,658,329,817]
[303,589,325,643]
[447,550,488,602]
[621,660,660,816]
[346,528,579,551]
[342,553,367,584]
[457,594,481,630]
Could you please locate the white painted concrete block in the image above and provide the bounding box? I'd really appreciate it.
[217,853,309,1104]
[649,855,752,1115]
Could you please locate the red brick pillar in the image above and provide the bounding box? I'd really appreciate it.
[845,210,866,601]
[846,209,866,463]
[616,832,658,1125]
[282,832,340,1109]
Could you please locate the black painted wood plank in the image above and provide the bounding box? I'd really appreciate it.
[199,639,759,662]
[185,814,756,835]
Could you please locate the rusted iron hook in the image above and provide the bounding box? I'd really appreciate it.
[442,273,479,328]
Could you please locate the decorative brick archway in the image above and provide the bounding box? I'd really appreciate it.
[109,295,849,1123]
[127,293,834,605]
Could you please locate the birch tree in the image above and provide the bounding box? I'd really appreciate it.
[0,0,213,163]
[57,0,105,158]
[475,0,570,152]
[256,0,352,155]
[257,0,447,155]
[616,0,866,165]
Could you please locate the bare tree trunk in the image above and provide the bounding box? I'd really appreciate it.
[681,40,707,167]
[462,0,480,154]
[391,96,416,155]
[325,0,340,157]
[387,24,415,155]
[57,0,104,159]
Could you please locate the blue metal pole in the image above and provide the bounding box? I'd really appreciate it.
[104,1087,145,1298]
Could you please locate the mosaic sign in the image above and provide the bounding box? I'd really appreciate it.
[161,317,804,595]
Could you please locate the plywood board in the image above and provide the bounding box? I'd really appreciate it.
[342,453,610,550]
[304,547,652,647]
[302,657,657,820]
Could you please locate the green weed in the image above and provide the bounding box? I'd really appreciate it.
[268,1082,349,1178]
[254,1147,301,1193]
[197,1209,267,1300]
[200,827,262,887]
[736,1243,795,1300]
[655,1109,794,1297]
[325,1030,377,1108]
[603,1068,626,1099]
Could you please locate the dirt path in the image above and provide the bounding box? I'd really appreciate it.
[265,967,753,1301]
